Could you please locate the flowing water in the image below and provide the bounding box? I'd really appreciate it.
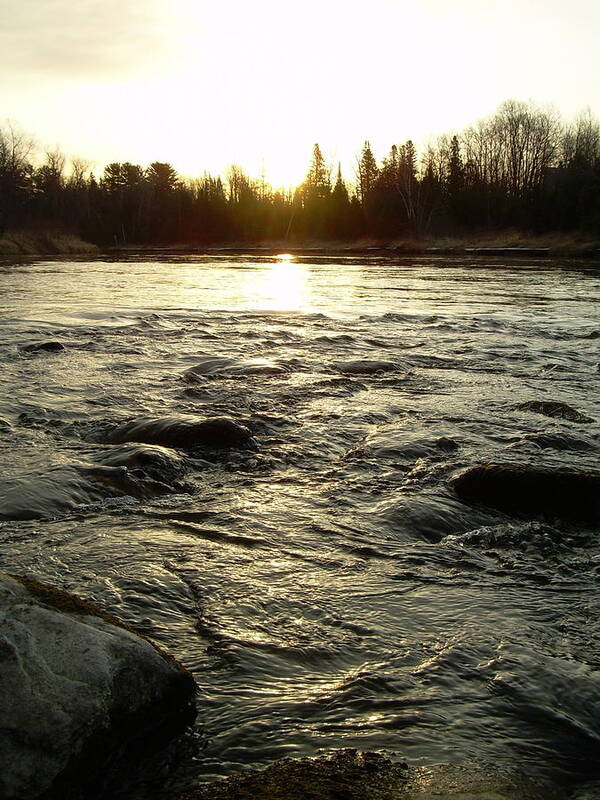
[1,254,599,798]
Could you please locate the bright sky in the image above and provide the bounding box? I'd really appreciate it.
[1,0,599,187]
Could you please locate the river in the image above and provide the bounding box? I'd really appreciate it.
[1,253,599,798]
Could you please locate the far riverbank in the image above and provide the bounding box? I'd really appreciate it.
[2,229,598,259]
[106,232,600,259]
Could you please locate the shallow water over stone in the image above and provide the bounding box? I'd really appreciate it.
[1,253,599,798]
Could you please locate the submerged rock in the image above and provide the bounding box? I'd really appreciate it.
[452,463,600,522]
[20,341,66,354]
[380,492,497,543]
[0,573,196,800]
[185,356,288,379]
[516,432,596,452]
[178,749,542,799]
[0,463,177,521]
[357,430,459,462]
[105,416,253,450]
[332,359,402,375]
[95,442,187,484]
[515,400,594,424]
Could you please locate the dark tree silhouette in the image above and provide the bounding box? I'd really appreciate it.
[1,100,599,247]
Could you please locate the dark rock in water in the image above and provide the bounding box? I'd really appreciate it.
[332,359,402,375]
[380,492,497,543]
[95,443,187,484]
[436,436,460,451]
[445,520,569,552]
[21,341,66,354]
[359,430,459,462]
[519,432,595,452]
[0,463,177,521]
[105,416,253,450]
[185,356,288,379]
[179,749,542,799]
[516,400,594,424]
[453,463,600,522]
[0,573,196,800]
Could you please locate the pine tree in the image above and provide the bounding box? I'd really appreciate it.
[357,141,378,206]
[303,143,330,200]
[330,164,352,238]
[447,136,463,194]
[446,135,464,227]
[332,164,349,203]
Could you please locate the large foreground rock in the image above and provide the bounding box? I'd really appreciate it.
[452,463,600,522]
[0,574,196,800]
[104,416,253,450]
[179,749,543,799]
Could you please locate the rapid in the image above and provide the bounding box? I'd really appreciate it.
[1,253,599,798]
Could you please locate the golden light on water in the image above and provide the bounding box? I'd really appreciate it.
[263,257,311,312]
[240,255,312,312]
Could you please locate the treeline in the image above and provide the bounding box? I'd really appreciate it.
[1,99,599,245]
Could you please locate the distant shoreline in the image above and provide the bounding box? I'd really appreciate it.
[105,234,600,259]
[1,230,599,259]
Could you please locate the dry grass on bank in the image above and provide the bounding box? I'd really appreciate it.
[421,230,600,254]
[0,229,98,255]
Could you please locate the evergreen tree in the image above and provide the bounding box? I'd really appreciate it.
[446,135,465,225]
[302,143,330,199]
[330,164,352,238]
[295,144,331,239]
[357,140,378,206]
[332,163,349,203]
[371,145,403,236]
[447,136,463,196]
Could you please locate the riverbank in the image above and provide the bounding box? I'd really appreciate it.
[106,232,600,259]
[0,229,99,255]
[2,229,597,259]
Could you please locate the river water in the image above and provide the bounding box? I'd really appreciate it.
[1,254,599,798]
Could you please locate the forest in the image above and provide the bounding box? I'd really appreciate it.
[1,99,599,246]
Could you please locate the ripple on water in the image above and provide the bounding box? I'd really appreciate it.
[0,256,599,798]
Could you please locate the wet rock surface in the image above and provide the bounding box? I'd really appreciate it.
[95,442,188,483]
[0,573,196,800]
[332,359,403,375]
[103,416,253,450]
[185,356,289,378]
[353,429,460,462]
[20,341,66,354]
[515,400,594,423]
[179,749,544,800]
[0,462,180,520]
[452,463,600,522]
[516,432,596,451]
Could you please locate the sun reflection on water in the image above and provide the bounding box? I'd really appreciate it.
[250,254,312,312]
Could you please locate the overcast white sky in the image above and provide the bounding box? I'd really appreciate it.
[1,0,599,185]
